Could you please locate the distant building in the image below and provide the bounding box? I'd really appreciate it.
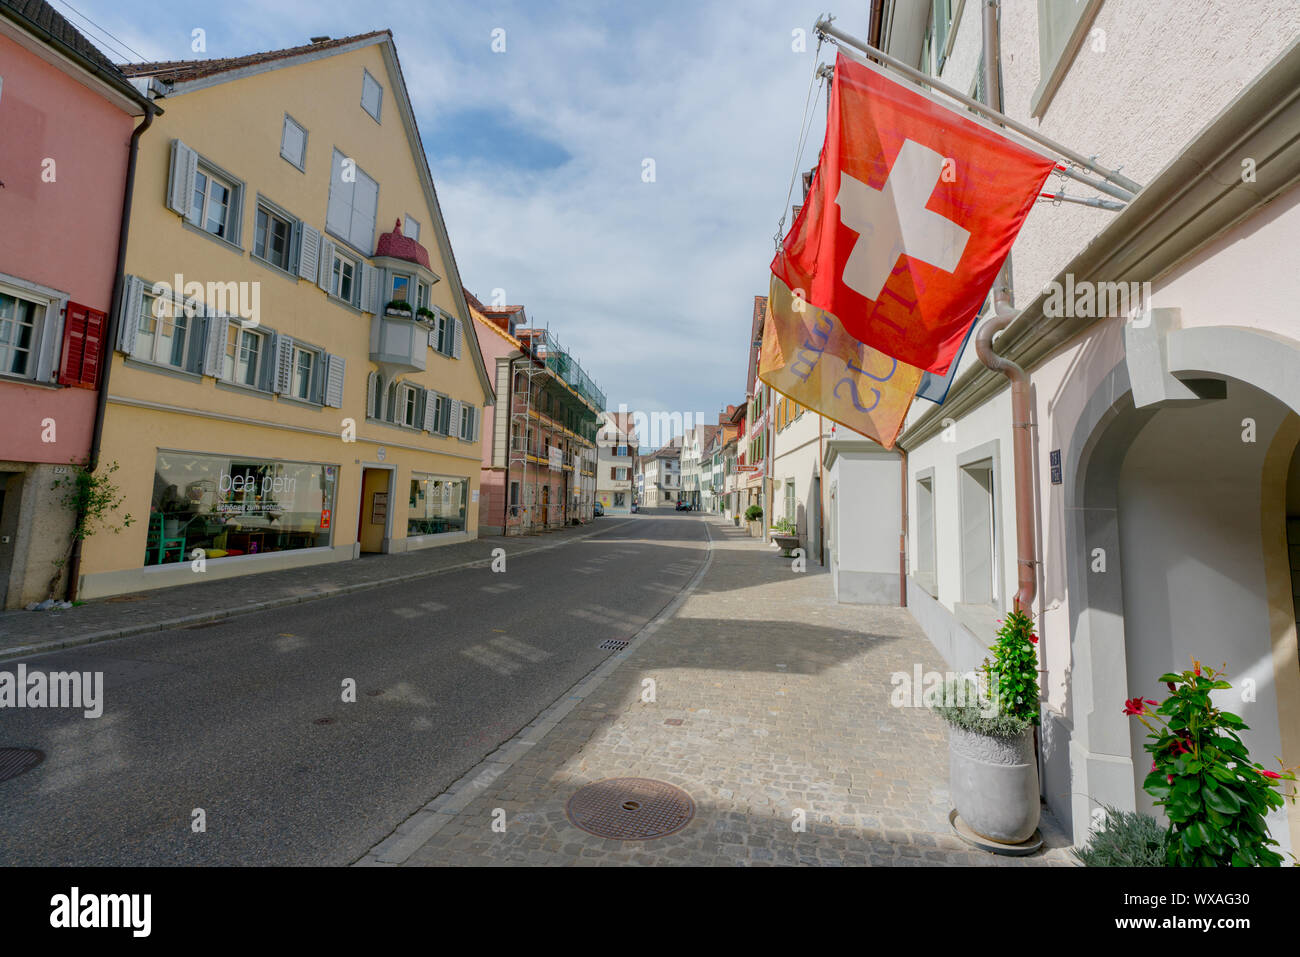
[595,411,637,514]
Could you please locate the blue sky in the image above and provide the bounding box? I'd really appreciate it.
[66,0,872,443]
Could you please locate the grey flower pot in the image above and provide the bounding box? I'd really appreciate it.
[948,726,1040,844]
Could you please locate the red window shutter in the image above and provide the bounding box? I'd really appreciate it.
[80,306,105,388]
[57,302,106,388]
[58,303,88,387]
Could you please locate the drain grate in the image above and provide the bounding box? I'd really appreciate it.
[0,748,44,783]
[566,777,695,841]
[598,639,630,651]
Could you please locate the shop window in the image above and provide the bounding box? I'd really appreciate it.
[408,473,467,536]
[147,451,337,565]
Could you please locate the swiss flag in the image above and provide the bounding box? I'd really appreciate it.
[771,50,1057,375]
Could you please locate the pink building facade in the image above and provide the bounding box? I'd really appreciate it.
[0,1,153,606]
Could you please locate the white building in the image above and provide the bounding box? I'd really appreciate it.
[595,411,637,514]
[642,444,681,506]
[861,0,1300,852]
[771,394,831,565]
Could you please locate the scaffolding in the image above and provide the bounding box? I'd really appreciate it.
[506,325,604,535]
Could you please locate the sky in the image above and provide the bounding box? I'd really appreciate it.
[65,0,871,446]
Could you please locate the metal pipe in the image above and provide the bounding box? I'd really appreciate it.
[899,447,908,607]
[814,14,1141,199]
[975,0,1037,616]
[66,100,155,603]
[1039,190,1126,211]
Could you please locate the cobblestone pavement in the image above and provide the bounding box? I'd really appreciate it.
[385,519,1077,866]
[0,519,627,660]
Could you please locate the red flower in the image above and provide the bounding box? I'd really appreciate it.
[1029,634,1039,644]
[1259,769,1282,780]
[1167,682,1177,692]
[1123,697,1148,716]
[1166,774,1174,784]
[1193,660,1201,677]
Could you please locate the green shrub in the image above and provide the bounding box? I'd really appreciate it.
[1126,662,1298,867]
[1073,806,1170,867]
[744,505,763,522]
[983,609,1040,725]
[930,678,1032,739]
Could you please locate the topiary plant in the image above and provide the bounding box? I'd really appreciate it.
[1125,661,1298,867]
[1073,805,1170,867]
[744,504,763,522]
[983,609,1040,725]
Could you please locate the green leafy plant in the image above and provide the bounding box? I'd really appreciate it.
[930,677,1031,738]
[384,299,413,313]
[1073,805,1170,867]
[1125,662,1298,867]
[47,460,133,598]
[772,517,797,534]
[983,609,1040,725]
[416,306,436,321]
[744,504,763,522]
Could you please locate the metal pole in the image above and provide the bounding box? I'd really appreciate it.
[814,15,1141,199]
[1038,190,1126,211]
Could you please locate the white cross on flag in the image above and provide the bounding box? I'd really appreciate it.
[771,50,1057,375]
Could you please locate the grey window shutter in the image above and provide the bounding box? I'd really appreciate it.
[117,276,144,354]
[452,316,463,358]
[450,398,463,438]
[36,298,67,383]
[297,223,321,281]
[167,139,198,216]
[442,394,453,434]
[317,239,336,293]
[427,326,437,349]
[274,334,294,393]
[360,262,379,313]
[325,354,346,408]
[415,387,427,429]
[185,302,207,373]
[422,388,438,431]
[203,313,230,377]
[366,371,378,418]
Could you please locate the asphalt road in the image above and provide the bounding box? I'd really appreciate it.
[0,514,709,865]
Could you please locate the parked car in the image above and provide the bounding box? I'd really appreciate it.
[593,501,605,517]
[675,500,691,511]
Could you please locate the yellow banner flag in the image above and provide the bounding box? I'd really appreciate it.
[759,274,922,449]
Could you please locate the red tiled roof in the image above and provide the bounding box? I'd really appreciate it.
[374,219,430,268]
[118,30,390,83]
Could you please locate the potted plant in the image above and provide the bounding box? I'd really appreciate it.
[771,517,800,557]
[744,504,763,538]
[384,299,413,317]
[416,305,436,322]
[931,609,1041,845]
[1124,662,1297,866]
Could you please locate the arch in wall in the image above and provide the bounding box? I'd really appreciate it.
[1060,326,1300,853]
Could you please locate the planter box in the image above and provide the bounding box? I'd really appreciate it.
[948,726,1040,844]
[772,533,800,557]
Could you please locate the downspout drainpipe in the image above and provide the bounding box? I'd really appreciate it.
[977,0,1037,617]
[899,448,908,607]
[66,100,156,603]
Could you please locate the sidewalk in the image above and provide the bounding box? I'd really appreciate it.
[0,519,627,661]
[370,519,1077,867]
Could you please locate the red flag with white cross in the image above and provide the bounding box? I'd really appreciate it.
[771,50,1057,375]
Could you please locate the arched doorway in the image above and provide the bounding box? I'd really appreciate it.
[1063,328,1300,855]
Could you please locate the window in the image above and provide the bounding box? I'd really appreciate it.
[326,148,379,253]
[292,346,316,401]
[361,69,383,122]
[223,324,265,387]
[253,204,293,271]
[1033,0,1099,116]
[404,214,420,242]
[784,480,796,522]
[0,290,45,377]
[916,474,936,595]
[616,445,628,457]
[959,459,997,605]
[400,384,419,426]
[407,474,467,536]
[615,468,629,481]
[136,292,193,370]
[331,248,358,304]
[147,450,337,565]
[188,167,235,240]
[390,273,411,303]
[280,114,307,170]
[458,403,476,440]
[416,281,429,311]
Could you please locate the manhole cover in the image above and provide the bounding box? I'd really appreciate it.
[0,748,44,783]
[566,777,694,840]
[598,639,629,651]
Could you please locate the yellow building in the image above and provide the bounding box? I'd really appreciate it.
[78,31,495,598]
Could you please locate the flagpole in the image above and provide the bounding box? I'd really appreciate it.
[813,15,1141,202]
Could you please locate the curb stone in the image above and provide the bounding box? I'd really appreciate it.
[1,519,636,662]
